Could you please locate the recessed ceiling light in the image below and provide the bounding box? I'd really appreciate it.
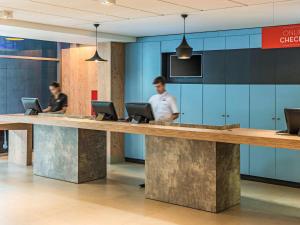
[5,37,24,41]
[100,0,116,6]
[0,10,13,19]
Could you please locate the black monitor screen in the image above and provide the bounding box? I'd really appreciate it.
[284,108,300,135]
[170,54,202,77]
[91,101,118,121]
[21,97,43,115]
[125,103,155,123]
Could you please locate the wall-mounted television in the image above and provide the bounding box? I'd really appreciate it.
[170,54,203,78]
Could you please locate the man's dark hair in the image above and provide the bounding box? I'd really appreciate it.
[50,81,60,88]
[153,76,166,85]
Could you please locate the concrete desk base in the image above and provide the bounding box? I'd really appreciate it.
[33,125,106,183]
[145,136,240,213]
[0,122,32,166]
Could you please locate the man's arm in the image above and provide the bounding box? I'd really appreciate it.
[52,106,67,114]
[171,113,179,120]
[169,96,179,121]
[59,95,68,114]
[43,106,52,113]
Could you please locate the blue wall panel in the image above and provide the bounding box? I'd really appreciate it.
[125,43,143,103]
[6,68,27,113]
[167,84,181,123]
[250,34,262,48]
[4,60,57,114]
[142,42,161,101]
[124,43,144,159]
[250,85,276,179]
[0,68,7,114]
[161,39,181,53]
[188,38,204,51]
[226,35,250,49]
[181,84,203,124]
[0,37,58,113]
[140,41,161,159]
[204,37,226,51]
[40,62,57,107]
[275,85,300,182]
[226,85,250,127]
[203,84,226,125]
[226,85,250,174]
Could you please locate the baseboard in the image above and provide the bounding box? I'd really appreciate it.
[241,174,300,188]
[125,158,145,164]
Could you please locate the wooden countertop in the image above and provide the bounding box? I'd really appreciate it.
[0,114,300,150]
[0,121,32,130]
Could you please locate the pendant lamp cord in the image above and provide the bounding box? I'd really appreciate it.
[181,14,188,37]
[184,16,186,36]
[95,24,100,50]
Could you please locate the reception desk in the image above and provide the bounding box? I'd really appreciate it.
[1,114,300,213]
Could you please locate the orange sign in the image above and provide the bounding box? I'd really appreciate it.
[262,24,300,49]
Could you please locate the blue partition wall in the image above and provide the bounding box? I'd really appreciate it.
[124,28,300,183]
[0,37,58,114]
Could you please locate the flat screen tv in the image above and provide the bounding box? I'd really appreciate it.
[170,54,202,78]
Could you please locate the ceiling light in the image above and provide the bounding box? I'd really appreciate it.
[0,10,13,19]
[86,24,107,62]
[100,0,116,5]
[176,14,193,60]
[5,37,24,41]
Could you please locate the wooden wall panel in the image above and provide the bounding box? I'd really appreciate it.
[61,46,99,116]
[61,43,125,163]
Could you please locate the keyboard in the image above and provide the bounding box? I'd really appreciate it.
[276,130,288,134]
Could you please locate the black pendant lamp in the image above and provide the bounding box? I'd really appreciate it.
[176,14,193,60]
[86,24,107,62]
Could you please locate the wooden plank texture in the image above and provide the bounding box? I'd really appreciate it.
[61,43,125,163]
[61,46,99,116]
[1,114,300,150]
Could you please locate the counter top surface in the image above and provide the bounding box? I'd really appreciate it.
[0,114,300,150]
[0,121,32,130]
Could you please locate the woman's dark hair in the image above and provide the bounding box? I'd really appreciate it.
[153,76,166,85]
[50,81,60,88]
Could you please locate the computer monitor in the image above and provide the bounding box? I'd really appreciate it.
[21,97,43,115]
[125,103,155,124]
[91,101,118,121]
[284,108,300,135]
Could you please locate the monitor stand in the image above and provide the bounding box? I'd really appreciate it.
[131,115,149,124]
[95,113,105,121]
[24,109,39,115]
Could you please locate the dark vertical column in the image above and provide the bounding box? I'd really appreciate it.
[0,61,7,153]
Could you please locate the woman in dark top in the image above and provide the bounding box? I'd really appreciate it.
[43,82,68,114]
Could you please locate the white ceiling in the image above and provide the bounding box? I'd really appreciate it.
[0,0,300,43]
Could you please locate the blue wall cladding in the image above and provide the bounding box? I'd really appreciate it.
[0,36,57,58]
[0,37,58,114]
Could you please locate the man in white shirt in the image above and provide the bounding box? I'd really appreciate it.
[149,76,179,122]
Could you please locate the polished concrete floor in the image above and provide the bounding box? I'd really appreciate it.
[0,157,300,225]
